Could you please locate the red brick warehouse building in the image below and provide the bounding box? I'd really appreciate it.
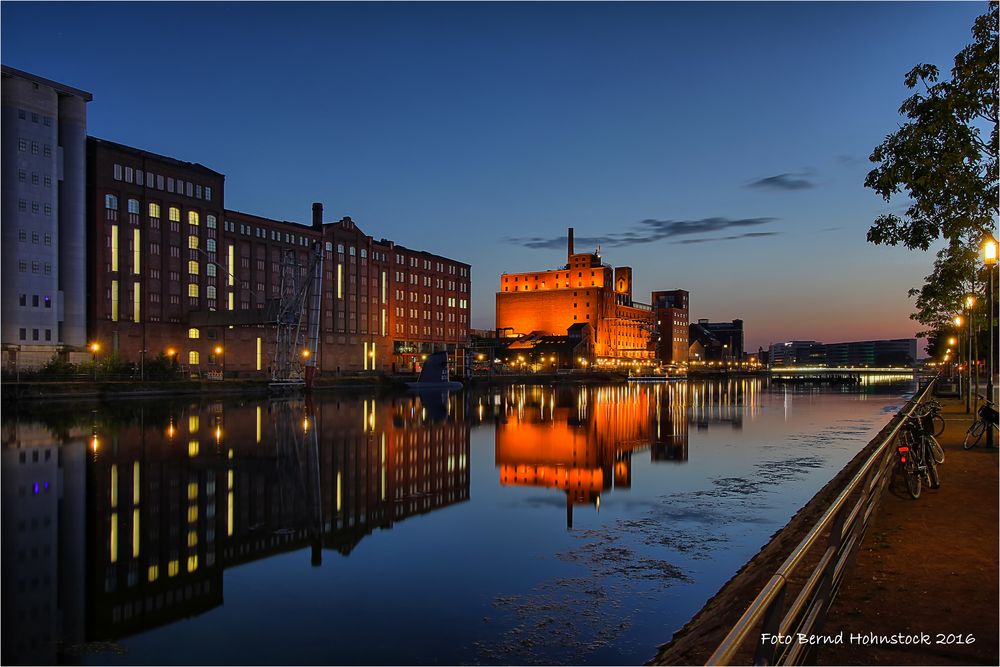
[87,138,470,375]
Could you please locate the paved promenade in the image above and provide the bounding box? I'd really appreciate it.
[818,394,998,665]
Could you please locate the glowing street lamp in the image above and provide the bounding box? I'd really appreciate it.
[984,236,997,445]
[962,297,976,413]
[89,342,100,381]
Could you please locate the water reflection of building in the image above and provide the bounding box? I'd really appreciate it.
[317,394,470,555]
[1,422,87,666]
[86,408,227,641]
[688,378,762,430]
[492,384,694,526]
[10,394,471,646]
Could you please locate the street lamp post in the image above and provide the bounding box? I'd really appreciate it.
[90,342,100,382]
[214,345,224,378]
[984,237,997,446]
[953,316,964,401]
[965,295,975,414]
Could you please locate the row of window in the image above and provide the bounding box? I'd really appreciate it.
[16,261,51,275]
[17,230,52,245]
[17,200,52,216]
[17,294,52,309]
[112,163,213,201]
[104,196,218,227]
[394,323,463,338]
[17,170,52,188]
[504,281,598,291]
[17,328,52,342]
[16,138,52,156]
[17,108,54,126]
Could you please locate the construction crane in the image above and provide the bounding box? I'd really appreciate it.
[270,239,324,391]
[189,204,327,392]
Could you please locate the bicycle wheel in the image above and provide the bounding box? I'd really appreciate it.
[964,420,986,449]
[928,435,945,464]
[926,456,940,489]
[932,414,946,437]
[904,459,921,499]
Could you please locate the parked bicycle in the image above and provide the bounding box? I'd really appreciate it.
[895,411,940,499]
[963,394,999,449]
[913,400,946,463]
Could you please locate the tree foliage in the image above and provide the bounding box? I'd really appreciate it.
[866,3,998,251]
[865,3,998,353]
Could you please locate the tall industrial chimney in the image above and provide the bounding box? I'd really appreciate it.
[312,202,323,230]
[568,227,575,258]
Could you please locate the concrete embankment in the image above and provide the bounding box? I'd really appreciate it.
[1,371,638,402]
[649,398,916,665]
[0,376,394,402]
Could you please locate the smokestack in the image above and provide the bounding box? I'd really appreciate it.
[568,227,574,257]
[312,202,323,230]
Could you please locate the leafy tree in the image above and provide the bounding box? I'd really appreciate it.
[865,3,998,353]
[866,3,997,250]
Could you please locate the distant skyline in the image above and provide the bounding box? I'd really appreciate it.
[2,1,985,352]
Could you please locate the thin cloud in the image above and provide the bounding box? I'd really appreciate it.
[673,231,780,245]
[836,154,864,168]
[505,217,776,249]
[747,173,815,190]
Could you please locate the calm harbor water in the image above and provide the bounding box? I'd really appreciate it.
[2,377,915,665]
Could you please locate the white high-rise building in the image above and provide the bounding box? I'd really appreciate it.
[2,66,92,371]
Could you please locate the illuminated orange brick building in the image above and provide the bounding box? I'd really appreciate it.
[496,228,669,366]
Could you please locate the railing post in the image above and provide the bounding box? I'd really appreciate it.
[751,584,786,666]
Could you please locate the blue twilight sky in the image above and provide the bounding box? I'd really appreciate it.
[2,1,986,351]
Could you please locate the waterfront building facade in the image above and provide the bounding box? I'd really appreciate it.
[87,137,227,372]
[652,289,689,366]
[768,340,824,367]
[768,338,917,368]
[696,319,744,360]
[87,137,470,375]
[495,228,660,366]
[2,66,92,371]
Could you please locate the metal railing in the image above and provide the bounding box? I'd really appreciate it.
[707,378,938,665]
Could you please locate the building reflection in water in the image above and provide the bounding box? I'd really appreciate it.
[688,378,761,431]
[1,420,87,666]
[486,382,703,527]
[0,392,469,663]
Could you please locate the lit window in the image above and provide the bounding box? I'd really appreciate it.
[169,207,180,222]
[189,351,200,365]
[127,199,140,214]
[188,235,199,249]
[188,284,199,297]
[149,202,161,218]
[188,328,200,339]
[105,194,118,210]
[189,211,199,226]
[188,260,199,275]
